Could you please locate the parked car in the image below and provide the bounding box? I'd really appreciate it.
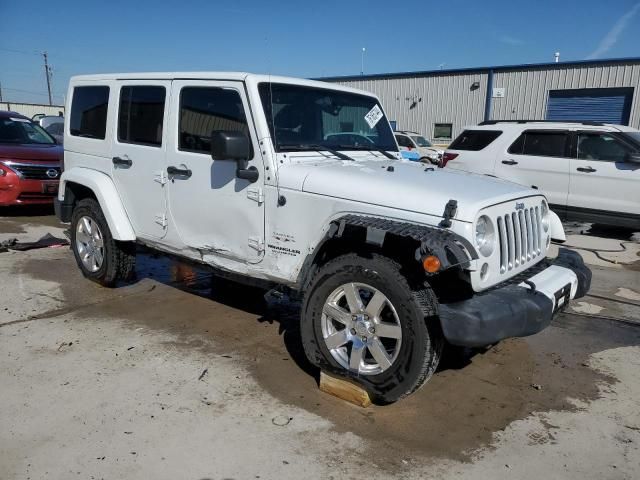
[0,111,62,206]
[394,131,443,164]
[44,122,64,144]
[400,149,421,161]
[443,121,640,229]
[56,73,590,403]
[37,115,64,131]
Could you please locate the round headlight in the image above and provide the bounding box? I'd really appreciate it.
[475,215,495,257]
[541,201,550,232]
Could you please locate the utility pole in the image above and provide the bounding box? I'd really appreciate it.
[43,51,52,105]
[0,81,3,102]
[361,47,365,76]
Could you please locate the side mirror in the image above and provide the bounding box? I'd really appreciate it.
[211,130,251,161]
[626,152,640,164]
[210,130,258,183]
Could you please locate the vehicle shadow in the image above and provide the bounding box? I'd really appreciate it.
[0,205,55,217]
[129,249,479,383]
[563,221,639,242]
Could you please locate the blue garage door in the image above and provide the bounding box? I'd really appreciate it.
[546,88,634,125]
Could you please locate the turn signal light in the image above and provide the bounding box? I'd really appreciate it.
[422,255,441,273]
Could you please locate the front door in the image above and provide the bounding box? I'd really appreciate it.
[569,131,640,223]
[494,129,571,217]
[166,80,265,263]
[111,81,171,239]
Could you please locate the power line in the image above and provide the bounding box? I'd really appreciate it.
[0,47,41,57]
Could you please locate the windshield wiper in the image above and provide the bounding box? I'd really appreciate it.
[332,144,397,160]
[278,144,354,161]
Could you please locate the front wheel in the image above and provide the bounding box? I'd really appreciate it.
[70,198,136,287]
[301,253,442,404]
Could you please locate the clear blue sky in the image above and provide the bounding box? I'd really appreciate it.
[1,0,639,105]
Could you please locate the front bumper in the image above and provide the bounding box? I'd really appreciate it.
[439,248,591,347]
[0,176,58,206]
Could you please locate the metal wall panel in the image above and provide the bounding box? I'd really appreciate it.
[0,102,65,119]
[333,71,488,142]
[491,62,640,127]
[328,60,640,142]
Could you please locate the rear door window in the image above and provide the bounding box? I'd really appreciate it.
[118,86,166,147]
[509,131,568,157]
[70,86,110,139]
[449,130,502,151]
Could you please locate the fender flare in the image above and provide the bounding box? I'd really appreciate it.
[296,214,478,289]
[549,211,566,243]
[59,167,136,241]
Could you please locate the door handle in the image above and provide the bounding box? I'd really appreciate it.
[112,156,132,167]
[577,166,596,173]
[502,160,518,165]
[167,165,192,178]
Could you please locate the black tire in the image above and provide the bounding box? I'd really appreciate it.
[70,198,135,287]
[301,253,443,404]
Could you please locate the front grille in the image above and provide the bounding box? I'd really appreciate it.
[496,206,543,274]
[12,164,61,180]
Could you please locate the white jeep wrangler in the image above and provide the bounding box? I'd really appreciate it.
[56,73,591,403]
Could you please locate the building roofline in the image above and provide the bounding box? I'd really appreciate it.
[318,57,640,82]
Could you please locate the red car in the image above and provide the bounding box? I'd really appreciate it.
[0,111,63,206]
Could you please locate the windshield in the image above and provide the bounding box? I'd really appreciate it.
[412,135,433,147]
[259,83,397,152]
[0,117,56,145]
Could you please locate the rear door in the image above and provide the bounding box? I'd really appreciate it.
[111,81,171,239]
[569,131,640,223]
[494,129,570,217]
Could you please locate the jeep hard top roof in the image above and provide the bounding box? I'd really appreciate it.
[68,72,376,98]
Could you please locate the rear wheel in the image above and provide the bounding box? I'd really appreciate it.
[301,253,442,404]
[70,198,135,287]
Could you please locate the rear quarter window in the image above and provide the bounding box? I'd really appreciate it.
[449,130,502,151]
[70,86,110,139]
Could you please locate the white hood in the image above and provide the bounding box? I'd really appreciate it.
[278,158,540,223]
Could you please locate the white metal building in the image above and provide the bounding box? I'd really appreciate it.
[0,102,65,119]
[322,57,640,143]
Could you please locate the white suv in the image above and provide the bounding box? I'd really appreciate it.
[55,74,590,403]
[443,121,640,229]
[394,131,443,164]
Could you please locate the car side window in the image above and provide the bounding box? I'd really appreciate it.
[70,86,109,139]
[577,132,630,162]
[508,131,568,157]
[118,86,166,147]
[179,87,252,155]
[395,135,413,148]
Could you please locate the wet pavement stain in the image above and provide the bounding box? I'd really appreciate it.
[0,206,60,235]
[17,249,640,464]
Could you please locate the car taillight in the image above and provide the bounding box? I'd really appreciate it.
[440,152,458,167]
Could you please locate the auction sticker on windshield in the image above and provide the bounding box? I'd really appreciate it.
[364,104,384,128]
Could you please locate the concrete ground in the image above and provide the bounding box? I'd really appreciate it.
[1,206,639,480]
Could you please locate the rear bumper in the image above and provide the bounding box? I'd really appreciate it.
[439,249,591,347]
